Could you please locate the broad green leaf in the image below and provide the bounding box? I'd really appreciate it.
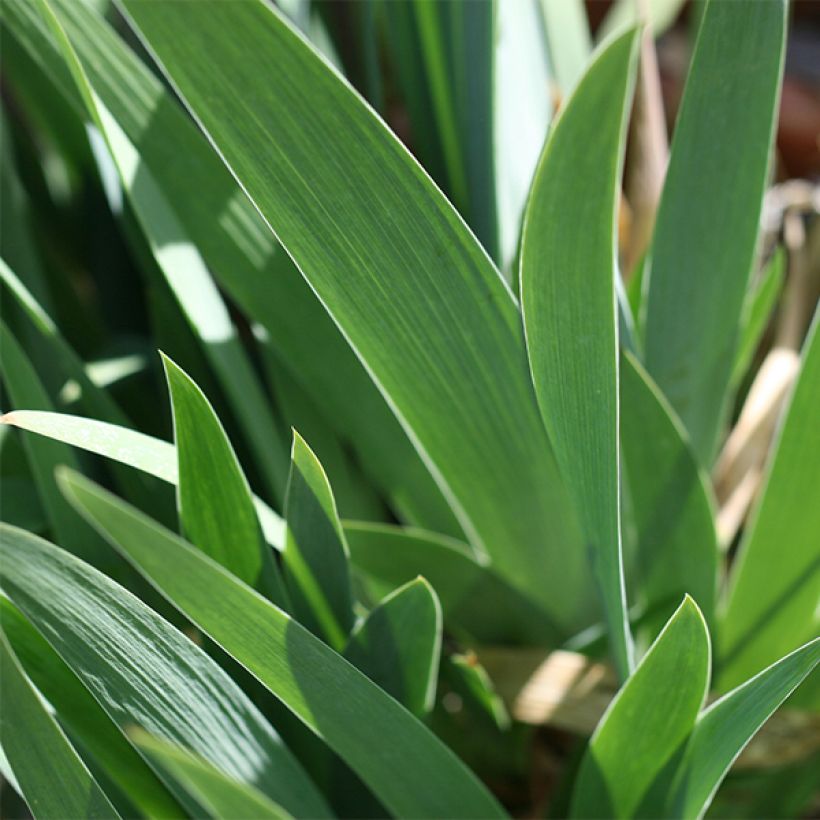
[0,523,330,819]
[719,313,820,690]
[117,0,591,630]
[1,598,183,819]
[731,247,786,388]
[570,597,710,819]
[1,0,462,538]
[163,355,287,605]
[0,409,285,548]
[668,638,820,819]
[60,470,505,819]
[620,351,717,636]
[344,578,441,717]
[643,0,787,464]
[345,521,562,647]
[444,653,510,731]
[130,730,288,820]
[283,432,354,650]
[35,0,289,506]
[0,631,120,820]
[520,29,639,676]
[0,323,113,571]
[539,0,591,92]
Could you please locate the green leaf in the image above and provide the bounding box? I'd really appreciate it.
[731,247,786,388]
[163,354,287,605]
[520,29,640,677]
[344,578,441,717]
[570,596,711,819]
[345,521,563,646]
[1,599,183,819]
[283,431,354,650]
[116,0,593,632]
[598,0,686,41]
[620,351,717,636]
[0,323,114,572]
[718,312,820,690]
[643,0,787,463]
[1,0,462,538]
[130,730,289,820]
[668,638,820,819]
[0,409,285,548]
[0,630,120,820]
[34,0,289,506]
[60,469,505,819]
[0,522,330,819]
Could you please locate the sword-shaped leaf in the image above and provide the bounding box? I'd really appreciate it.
[520,29,640,677]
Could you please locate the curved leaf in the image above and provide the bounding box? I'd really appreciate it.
[344,578,441,716]
[719,313,820,690]
[60,469,505,819]
[0,523,330,818]
[283,431,354,649]
[520,28,639,676]
[0,631,120,820]
[570,597,710,818]
[163,355,287,605]
[117,0,591,631]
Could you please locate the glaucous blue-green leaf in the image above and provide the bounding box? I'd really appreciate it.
[344,578,441,716]
[0,522,329,819]
[60,469,505,819]
[116,0,593,632]
[162,355,287,606]
[719,313,820,691]
[283,431,354,649]
[643,0,787,464]
[570,596,710,818]
[620,351,717,637]
[520,28,639,677]
[1,598,183,819]
[669,638,820,819]
[130,730,288,820]
[539,0,591,92]
[0,630,120,820]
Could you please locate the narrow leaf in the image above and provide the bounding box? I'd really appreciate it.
[669,638,820,819]
[344,578,441,716]
[570,597,710,818]
[643,0,787,463]
[283,431,354,649]
[0,523,329,819]
[0,410,285,547]
[719,313,820,690]
[0,630,120,819]
[60,470,505,819]
[520,28,640,677]
[163,355,287,605]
